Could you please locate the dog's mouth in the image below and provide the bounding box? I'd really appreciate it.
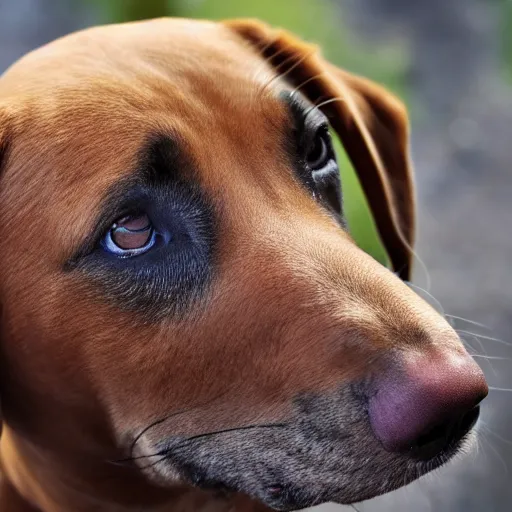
[167,433,476,512]
[138,391,480,510]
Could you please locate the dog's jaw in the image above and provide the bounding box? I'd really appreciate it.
[135,388,480,511]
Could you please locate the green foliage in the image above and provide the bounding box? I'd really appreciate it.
[89,0,411,265]
[91,0,171,23]
[333,141,389,265]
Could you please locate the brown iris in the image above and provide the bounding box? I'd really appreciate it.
[111,214,153,250]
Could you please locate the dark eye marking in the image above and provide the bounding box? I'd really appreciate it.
[66,134,216,320]
[280,91,344,223]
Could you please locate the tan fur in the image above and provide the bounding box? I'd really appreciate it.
[0,18,484,512]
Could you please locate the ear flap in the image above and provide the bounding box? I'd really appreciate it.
[225,19,416,281]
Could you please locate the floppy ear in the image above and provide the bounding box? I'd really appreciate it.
[225,19,415,281]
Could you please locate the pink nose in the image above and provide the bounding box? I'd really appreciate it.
[368,349,488,457]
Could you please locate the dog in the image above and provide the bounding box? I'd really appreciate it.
[0,17,488,512]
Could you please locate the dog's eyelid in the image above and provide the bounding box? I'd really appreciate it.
[280,90,329,135]
[66,133,199,268]
[64,187,148,269]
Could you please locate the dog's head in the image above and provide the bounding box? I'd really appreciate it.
[0,18,487,511]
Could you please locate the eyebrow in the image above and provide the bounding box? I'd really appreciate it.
[136,132,197,186]
[66,133,197,267]
[279,90,327,134]
[280,91,309,129]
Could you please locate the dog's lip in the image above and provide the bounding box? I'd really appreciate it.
[149,387,479,509]
[153,438,470,512]
[256,484,324,512]
[153,421,477,510]
[196,436,474,511]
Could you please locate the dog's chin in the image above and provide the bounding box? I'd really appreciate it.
[137,392,480,511]
[146,432,475,511]
[136,432,475,511]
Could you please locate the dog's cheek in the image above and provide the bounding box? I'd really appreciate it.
[147,390,415,508]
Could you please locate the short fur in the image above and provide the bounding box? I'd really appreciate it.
[0,18,485,512]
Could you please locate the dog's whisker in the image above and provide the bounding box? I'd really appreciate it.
[444,314,491,331]
[128,389,231,458]
[410,250,432,293]
[489,386,512,393]
[399,250,432,294]
[304,97,347,123]
[480,421,512,446]
[459,333,497,376]
[461,339,483,357]
[473,433,481,460]
[406,282,445,315]
[455,329,511,348]
[172,422,288,446]
[259,47,319,99]
[254,45,301,98]
[252,36,284,74]
[149,423,288,462]
[112,421,286,465]
[128,415,175,460]
[479,434,509,475]
[109,449,168,465]
[252,39,288,95]
[471,354,511,361]
[289,73,328,99]
[139,454,171,471]
[274,47,317,78]
[107,459,131,467]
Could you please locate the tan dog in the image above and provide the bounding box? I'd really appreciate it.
[0,18,487,512]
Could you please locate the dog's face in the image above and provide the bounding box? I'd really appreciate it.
[0,19,487,511]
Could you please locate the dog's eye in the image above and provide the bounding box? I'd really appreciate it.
[302,124,342,219]
[306,128,333,171]
[103,214,157,257]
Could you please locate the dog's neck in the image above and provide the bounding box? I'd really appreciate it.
[0,427,268,512]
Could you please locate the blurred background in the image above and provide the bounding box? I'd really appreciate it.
[1,0,511,510]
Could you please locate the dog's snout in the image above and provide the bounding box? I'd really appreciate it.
[368,348,488,456]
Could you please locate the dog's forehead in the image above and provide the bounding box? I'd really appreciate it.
[0,18,271,99]
[0,18,287,187]
[0,19,303,260]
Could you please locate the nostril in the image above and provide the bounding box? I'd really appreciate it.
[410,407,481,460]
[459,406,481,435]
[368,349,487,455]
[415,421,453,450]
